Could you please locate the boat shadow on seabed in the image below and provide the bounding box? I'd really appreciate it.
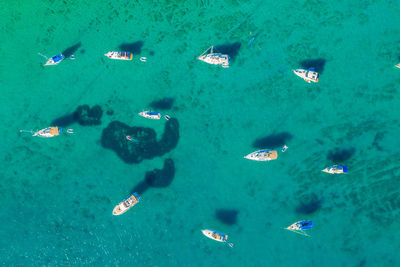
[130,158,176,195]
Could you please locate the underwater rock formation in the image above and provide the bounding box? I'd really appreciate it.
[101,118,179,164]
[73,105,103,126]
[145,159,175,187]
[215,209,239,225]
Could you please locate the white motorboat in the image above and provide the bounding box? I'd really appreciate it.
[104,51,133,60]
[138,111,161,120]
[293,68,319,83]
[244,149,278,161]
[113,193,141,215]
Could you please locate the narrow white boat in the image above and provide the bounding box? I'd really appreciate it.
[201,229,233,247]
[33,126,62,137]
[244,149,278,161]
[197,46,230,68]
[113,193,141,216]
[395,63,400,68]
[293,68,319,83]
[322,165,347,174]
[138,111,161,120]
[104,51,133,60]
[44,54,65,66]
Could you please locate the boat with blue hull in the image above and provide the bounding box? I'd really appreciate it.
[44,54,65,66]
[285,220,314,236]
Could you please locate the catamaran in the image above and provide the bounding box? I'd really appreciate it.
[285,220,314,236]
[44,54,65,66]
[322,165,347,174]
[201,229,234,247]
[138,111,162,120]
[244,149,278,161]
[104,51,133,60]
[293,68,319,83]
[33,126,62,137]
[197,46,230,68]
[113,193,141,215]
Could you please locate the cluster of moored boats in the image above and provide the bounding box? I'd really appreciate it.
[33,43,368,247]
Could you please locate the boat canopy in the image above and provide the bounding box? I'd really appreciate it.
[299,220,314,230]
[342,166,347,173]
[52,54,64,63]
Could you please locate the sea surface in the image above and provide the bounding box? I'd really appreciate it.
[1,0,400,266]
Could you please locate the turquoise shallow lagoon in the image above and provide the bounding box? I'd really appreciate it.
[1,0,400,266]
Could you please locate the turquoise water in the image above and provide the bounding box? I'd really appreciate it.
[1,0,400,265]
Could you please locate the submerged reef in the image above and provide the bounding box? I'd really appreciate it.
[215,209,239,225]
[101,118,179,164]
[73,105,103,126]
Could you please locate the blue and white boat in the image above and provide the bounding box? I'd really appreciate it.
[201,229,234,247]
[44,54,65,66]
[285,220,314,236]
[322,165,347,174]
[244,149,278,161]
[138,111,162,120]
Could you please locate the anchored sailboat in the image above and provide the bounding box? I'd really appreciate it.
[285,220,314,237]
[44,54,65,66]
[197,46,230,68]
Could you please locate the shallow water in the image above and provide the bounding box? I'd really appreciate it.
[1,0,400,266]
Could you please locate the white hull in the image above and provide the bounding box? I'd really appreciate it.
[105,51,133,60]
[138,111,161,120]
[322,165,347,174]
[113,193,140,215]
[293,69,319,83]
[395,63,400,68]
[201,229,227,242]
[244,149,278,161]
[33,127,62,137]
[44,54,64,66]
[198,46,230,68]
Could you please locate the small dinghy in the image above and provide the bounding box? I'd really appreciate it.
[322,165,347,174]
[201,229,234,247]
[244,149,278,161]
[44,54,65,66]
[293,68,319,83]
[138,111,162,120]
[197,46,230,68]
[113,193,141,216]
[285,220,314,236]
[33,126,62,137]
[104,51,133,60]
